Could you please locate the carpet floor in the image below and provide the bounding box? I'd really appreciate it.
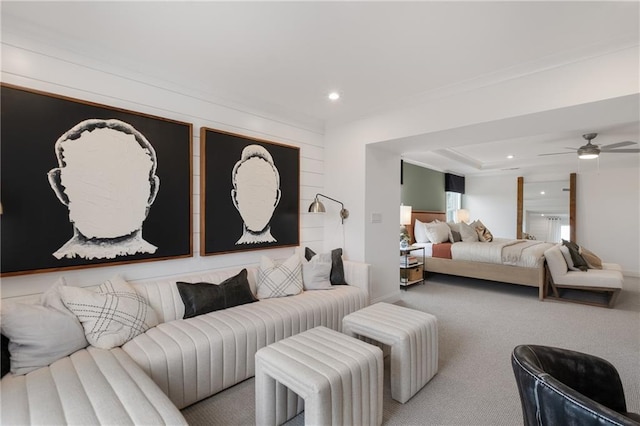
[182,273,640,425]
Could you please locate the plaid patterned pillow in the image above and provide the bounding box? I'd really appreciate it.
[60,275,158,349]
[257,254,303,299]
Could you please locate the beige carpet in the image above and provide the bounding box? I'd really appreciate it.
[182,274,640,425]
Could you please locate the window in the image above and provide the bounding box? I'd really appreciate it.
[445,192,461,222]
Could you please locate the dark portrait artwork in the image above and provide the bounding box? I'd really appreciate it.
[200,128,299,255]
[0,84,192,276]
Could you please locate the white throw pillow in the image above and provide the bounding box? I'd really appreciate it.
[257,254,303,299]
[459,221,479,242]
[424,221,452,244]
[301,252,333,290]
[60,275,159,349]
[1,278,88,375]
[414,219,429,243]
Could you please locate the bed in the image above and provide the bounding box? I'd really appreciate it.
[408,210,552,300]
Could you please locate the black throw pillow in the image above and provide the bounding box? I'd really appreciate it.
[1,334,10,378]
[305,247,347,285]
[177,269,256,319]
[562,239,589,271]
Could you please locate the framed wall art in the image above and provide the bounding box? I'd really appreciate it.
[0,84,193,276]
[200,128,299,255]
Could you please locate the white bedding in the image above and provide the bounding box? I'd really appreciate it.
[451,238,553,268]
[410,243,433,258]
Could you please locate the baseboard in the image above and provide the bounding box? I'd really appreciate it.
[623,271,639,278]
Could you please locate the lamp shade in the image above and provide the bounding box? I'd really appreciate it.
[308,198,326,213]
[455,209,470,224]
[400,205,412,225]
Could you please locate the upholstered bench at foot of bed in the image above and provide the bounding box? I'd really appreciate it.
[1,346,187,426]
[544,246,623,308]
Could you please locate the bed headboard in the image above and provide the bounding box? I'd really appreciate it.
[408,210,446,243]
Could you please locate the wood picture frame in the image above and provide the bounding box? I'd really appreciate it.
[200,128,300,255]
[0,84,193,276]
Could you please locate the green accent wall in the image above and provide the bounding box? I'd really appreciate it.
[401,162,445,211]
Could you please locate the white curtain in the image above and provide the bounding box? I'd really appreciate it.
[546,217,562,242]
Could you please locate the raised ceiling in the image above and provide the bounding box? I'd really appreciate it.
[2,1,638,176]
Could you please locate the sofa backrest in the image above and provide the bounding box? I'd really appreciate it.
[130,266,260,324]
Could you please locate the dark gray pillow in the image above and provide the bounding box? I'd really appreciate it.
[177,269,256,319]
[562,239,589,271]
[305,248,347,285]
[1,334,10,378]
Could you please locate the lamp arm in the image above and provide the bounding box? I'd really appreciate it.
[315,193,344,209]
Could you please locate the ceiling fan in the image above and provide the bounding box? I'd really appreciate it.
[539,133,640,160]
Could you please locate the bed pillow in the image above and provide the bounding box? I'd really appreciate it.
[447,222,462,242]
[424,221,452,244]
[257,253,303,299]
[305,247,347,285]
[473,220,494,242]
[459,221,479,242]
[60,275,159,349]
[177,269,256,319]
[580,247,603,270]
[414,219,429,243]
[1,334,9,377]
[301,252,333,290]
[562,239,588,271]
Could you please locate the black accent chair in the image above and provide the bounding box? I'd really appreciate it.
[511,345,640,426]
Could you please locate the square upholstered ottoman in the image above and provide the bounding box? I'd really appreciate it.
[343,302,438,403]
[255,326,383,426]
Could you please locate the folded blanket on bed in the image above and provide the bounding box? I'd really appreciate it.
[451,239,553,268]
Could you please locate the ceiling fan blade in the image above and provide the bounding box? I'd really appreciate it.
[602,149,640,153]
[600,141,637,151]
[538,152,573,156]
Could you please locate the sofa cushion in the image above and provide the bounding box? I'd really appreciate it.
[562,239,589,271]
[257,254,303,299]
[0,347,187,425]
[177,269,256,319]
[552,268,623,289]
[544,245,568,280]
[60,275,159,349]
[122,284,368,409]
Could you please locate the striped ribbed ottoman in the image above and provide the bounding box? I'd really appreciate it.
[343,302,438,403]
[255,326,383,426]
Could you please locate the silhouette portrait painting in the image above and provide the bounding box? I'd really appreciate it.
[48,119,160,260]
[231,144,281,244]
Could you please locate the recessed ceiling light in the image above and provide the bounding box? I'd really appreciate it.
[540,191,545,195]
[328,92,340,101]
[507,155,514,159]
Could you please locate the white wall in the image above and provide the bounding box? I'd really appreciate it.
[465,169,640,276]
[1,34,326,297]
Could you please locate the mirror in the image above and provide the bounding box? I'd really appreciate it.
[517,173,576,242]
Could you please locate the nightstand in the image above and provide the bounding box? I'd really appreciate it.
[400,245,425,289]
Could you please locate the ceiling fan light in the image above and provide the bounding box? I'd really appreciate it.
[577,144,600,160]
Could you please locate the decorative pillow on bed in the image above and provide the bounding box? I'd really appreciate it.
[305,247,347,285]
[414,219,430,243]
[562,239,588,271]
[60,275,159,349]
[177,269,257,319]
[424,221,452,244]
[579,246,603,269]
[257,254,303,299]
[473,220,493,242]
[447,222,462,242]
[459,221,479,242]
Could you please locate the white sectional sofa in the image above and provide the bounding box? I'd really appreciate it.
[1,259,370,423]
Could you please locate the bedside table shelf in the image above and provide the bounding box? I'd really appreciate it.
[400,246,426,289]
